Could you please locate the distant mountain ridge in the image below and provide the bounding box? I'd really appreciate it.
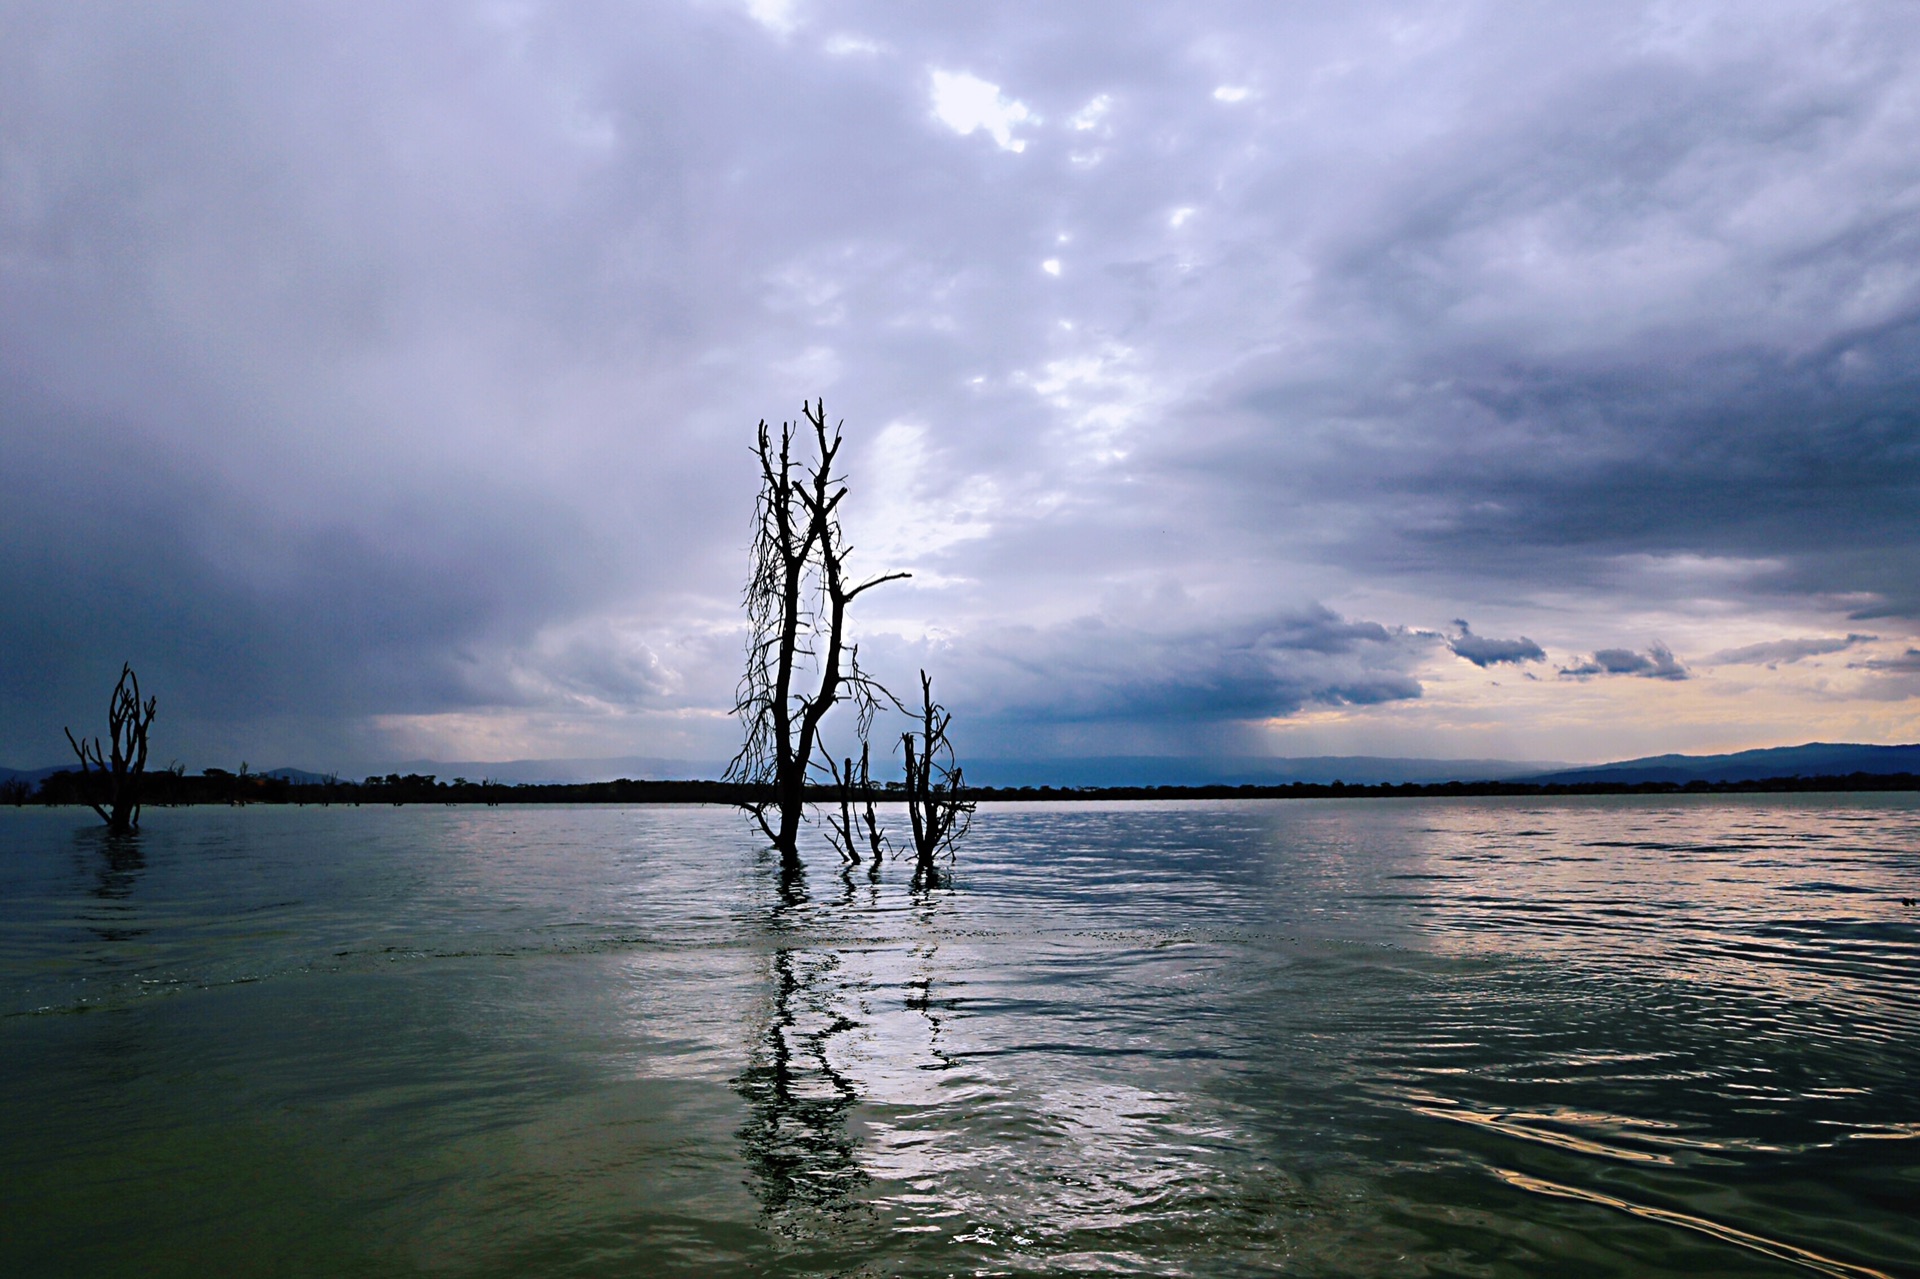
[1523,742,1920,786]
[0,764,66,788]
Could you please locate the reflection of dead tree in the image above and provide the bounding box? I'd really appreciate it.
[63,664,157,833]
[905,944,957,1072]
[824,741,888,868]
[900,670,974,889]
[726,401,907,868]
[733,946,868,1229]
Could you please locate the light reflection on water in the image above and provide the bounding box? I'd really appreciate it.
[1,796,1916,1277]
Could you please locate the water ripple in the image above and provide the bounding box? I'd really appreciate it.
[2,796,1917,1276]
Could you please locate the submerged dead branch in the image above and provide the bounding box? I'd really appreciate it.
[824,740,889,867]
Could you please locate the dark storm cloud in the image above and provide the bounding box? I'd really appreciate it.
[868,604,1429,755]
[1853,649,1920,674]
[1708,634,1875,666]
[3,2,1917,765]
[1175,3,1920,617]
[0,387,605,762]
[1447,621,1546,669]
[1560,643,1689,681]
[1313,327,1920,613]
[0,2,780,762]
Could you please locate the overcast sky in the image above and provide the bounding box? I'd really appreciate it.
[4,0,1919,772]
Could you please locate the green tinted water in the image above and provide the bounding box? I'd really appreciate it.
[2,798,1915,1276]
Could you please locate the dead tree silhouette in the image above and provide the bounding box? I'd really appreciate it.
[726,401,907,868]
[900,670,974,889]
[64,664,157,833]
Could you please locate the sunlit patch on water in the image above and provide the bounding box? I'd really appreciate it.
[2,796,1917,1276]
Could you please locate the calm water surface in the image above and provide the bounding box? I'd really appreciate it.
[2,797,1916,1276]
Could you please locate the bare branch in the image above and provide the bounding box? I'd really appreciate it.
[845,570,912,601]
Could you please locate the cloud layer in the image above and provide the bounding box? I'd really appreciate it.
[2,1,1917,767]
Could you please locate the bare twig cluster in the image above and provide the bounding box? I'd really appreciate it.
[64,663,157,832]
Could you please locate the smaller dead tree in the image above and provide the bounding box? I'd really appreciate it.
[64,664,157,833]
[900,670,974,889]
[824,740,888,868]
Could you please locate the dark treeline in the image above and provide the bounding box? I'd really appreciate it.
[20,770,763,808]
[9,769,1919,810]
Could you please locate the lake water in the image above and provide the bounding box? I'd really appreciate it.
[2,797,1916,1277]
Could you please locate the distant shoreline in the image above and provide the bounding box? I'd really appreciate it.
[13,769,1920,809]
